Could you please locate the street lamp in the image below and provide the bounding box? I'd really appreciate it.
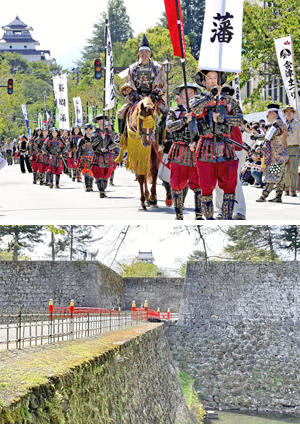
[162,59,173,107]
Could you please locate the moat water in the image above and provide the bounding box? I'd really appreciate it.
[218,412,300,423]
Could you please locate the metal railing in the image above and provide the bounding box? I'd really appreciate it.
[0,309,140,351]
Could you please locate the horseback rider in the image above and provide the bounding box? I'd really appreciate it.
[118,34,167,137]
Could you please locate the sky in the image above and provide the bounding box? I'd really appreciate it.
[0,224,230,275]
[1,0,165,68]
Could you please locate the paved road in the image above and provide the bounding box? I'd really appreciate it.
[0,165,299,222]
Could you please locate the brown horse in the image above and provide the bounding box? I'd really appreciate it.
[116,97,162,210]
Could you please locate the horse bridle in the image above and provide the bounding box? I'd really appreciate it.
[137,104,156,143]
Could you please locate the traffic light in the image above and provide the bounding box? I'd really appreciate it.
[94,59,102,80]
[7,79,13,95]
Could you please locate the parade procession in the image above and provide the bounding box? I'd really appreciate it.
[0,0,299,221]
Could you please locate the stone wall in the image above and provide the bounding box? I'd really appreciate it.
[0,262,184,312]
[0,261,123,311]
[123,277,184,311]
[166,262,300,416]
[0,324,196,424]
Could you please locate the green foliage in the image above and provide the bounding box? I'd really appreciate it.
[278,225,300,261]
[0,226,43,261]
[223,226,281,262]
[120,260,167,278]
[179,250,206,277]
[241,0,300,102]
[179,369,206,423]
[81,0,133,62]
[46,225,65,236]
[1,0,297,136]
[182,0,205,59]
[0,250,30,261]
[242,95,285,114]
[0,53,59,139]
[115,26,198,104]
[55,225,100,260]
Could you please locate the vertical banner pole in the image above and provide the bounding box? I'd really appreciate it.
[174,0,189,111]
[174,0,194,145]
[290,33,299,119]
[103,18,108,131]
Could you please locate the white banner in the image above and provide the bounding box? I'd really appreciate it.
[21,104,28,122]
[52,73,70,130]
[21,104,30,135]
[73,97,83,127]
[234,73,243,109]
[198,0,244,73]
[52,76,59,102]
[105,20,115,110]
[274,35,298,110]
[38,112,43,129]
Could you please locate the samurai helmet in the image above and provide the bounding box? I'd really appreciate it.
[94,114,110,122]
[139,34,151,52]
[195,70,227,88]
[174,83,201,96]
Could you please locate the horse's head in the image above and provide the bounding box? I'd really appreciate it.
[138,97,156,147]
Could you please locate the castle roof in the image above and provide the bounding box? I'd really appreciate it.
[1,16,39,44]
[0,16,51,61]
[2,16,32,31]
[0,48,50,56]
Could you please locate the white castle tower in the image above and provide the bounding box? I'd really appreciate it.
[0,16,51,62]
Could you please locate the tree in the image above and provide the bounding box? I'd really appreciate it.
[182,0,206,59]
[158,11,168,29]
[0,226,43,261]
[119,261,167,278]
[241,0,299,107]
[223,226,281,262]
[55,226,102,260]
[279,226,300,261]
[82,0,133,61]
[46,225,66,261]
[179,250,207,277]
[0,53,58,139]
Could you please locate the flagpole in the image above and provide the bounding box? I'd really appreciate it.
[290,33,299,119]
[174,0,189,111]
[103,18,108,131]
[174,0,196,148]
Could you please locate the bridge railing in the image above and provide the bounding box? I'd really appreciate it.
[131,300,174,321]
[0,300,177,352]
[0,300,137,351]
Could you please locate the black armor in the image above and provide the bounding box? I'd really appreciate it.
[190,92,243,163]
[91,128,118,153]
[166,105,199,167]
